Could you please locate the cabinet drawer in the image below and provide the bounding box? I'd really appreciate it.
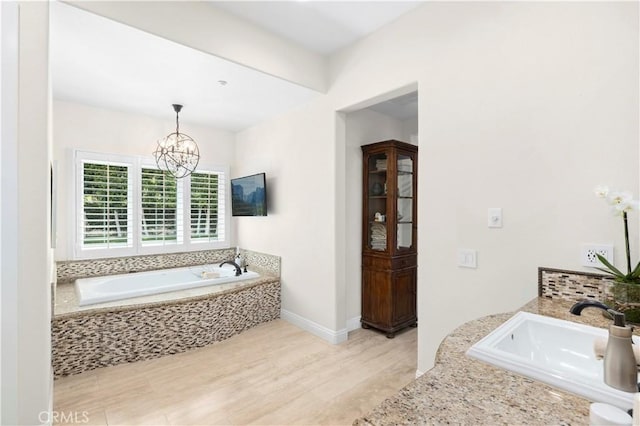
[363,255,416,271]
[392,256,416,270]
[363,255,390,270]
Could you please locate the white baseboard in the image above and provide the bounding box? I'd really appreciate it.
[415,369,425,378]
[281,309,348,344]
[346,316,361,332]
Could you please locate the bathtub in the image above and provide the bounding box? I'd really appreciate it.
[75,264,259,306]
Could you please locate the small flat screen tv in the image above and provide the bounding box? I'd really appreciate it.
[231,173,267,216]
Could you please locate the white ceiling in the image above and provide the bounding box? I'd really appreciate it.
[209,1,424,55]
[368,91,418,121]
[51,2,423,132]
[50,2,320,132]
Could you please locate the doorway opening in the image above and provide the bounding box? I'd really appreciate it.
[341,87,419,337]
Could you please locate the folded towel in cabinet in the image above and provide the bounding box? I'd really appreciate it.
[593,336,640,365]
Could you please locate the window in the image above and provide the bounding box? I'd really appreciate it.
[140,167,181,246]
[80,160,132,249]
[190,171,225,243]
[75,151,229,259]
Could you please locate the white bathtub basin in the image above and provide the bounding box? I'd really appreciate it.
[75,264,259,306]
[466,311,638,410]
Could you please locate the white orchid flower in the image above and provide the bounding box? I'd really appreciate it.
[608,191,633,206]
[596,185,639,281]
[613,203,633,215]
[594,185,610,198]
[615,199,640,213]
[605,191,637,215]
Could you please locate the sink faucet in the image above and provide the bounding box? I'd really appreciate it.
[570,299,638,393]
[220,260,242,276]
[570,300,625,326]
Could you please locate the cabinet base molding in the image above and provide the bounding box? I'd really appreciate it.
[361,318,417,338]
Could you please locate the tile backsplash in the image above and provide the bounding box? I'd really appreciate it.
[538,267,615,302]
[239,248,281,276]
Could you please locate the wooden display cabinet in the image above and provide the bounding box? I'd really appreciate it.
[361,140,417,338]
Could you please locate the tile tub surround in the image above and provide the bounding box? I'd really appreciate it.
[55,248,240,284]
[54,247,281,314]
[52,278,280,378]
[239,248,281,276]
[538,266,615,302]
[354,297,623,425]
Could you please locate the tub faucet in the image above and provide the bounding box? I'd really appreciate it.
[220,260,242,276]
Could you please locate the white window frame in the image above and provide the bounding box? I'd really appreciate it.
[138,159,184,252]
[74,151,136,259]
[188,168,227,245]
[73,150,230,259]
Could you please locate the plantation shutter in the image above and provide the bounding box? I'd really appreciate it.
[81,161,132,248]
[190,171,225,242]
[75,151,228,259]
[140,167,182,245]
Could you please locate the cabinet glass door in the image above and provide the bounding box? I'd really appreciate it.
[368,153,387,251]
[396,153,413,250]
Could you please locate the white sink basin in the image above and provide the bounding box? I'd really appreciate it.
[466,311,638,410]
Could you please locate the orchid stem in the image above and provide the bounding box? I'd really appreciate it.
[624,211,632,275]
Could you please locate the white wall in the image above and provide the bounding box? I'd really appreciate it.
[19,3,52,422]
[66,1,326,93]
[401,117,418,143]
[237,2,639,370]
[1,2,52,424]
[52,100,237,261]
[344,109,407,323]
[1,2,3,418]
[234,98,342,335]
[0,2,18,423]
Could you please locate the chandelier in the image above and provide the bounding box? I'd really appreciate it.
[154,104,200,178]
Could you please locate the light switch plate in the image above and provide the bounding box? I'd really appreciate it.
[488,208,502,228]
[458,249,477,268]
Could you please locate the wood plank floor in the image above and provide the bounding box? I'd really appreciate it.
[53,319,417,426]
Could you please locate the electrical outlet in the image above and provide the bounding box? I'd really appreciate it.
[581,244,614,268]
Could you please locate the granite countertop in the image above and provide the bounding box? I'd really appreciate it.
[354,297,623,425]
